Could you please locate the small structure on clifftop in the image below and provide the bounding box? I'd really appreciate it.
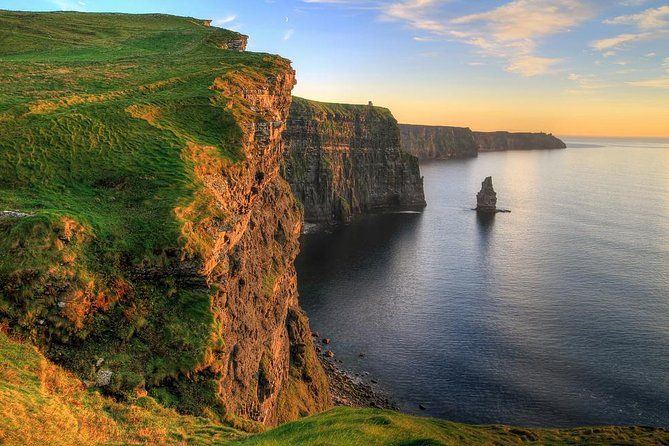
[476,176,497,213]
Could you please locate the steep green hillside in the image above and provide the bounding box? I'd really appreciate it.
[0,10,294,420]
[2,330,667,445]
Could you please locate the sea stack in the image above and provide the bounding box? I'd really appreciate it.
[476,176,497,213]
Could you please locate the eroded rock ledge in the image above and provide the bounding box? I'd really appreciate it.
[283,98,426,224]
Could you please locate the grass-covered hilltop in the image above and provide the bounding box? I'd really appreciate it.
[0,9,668,445]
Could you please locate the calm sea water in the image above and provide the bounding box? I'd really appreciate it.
[296,138,669,428]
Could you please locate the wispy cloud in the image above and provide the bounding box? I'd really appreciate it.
[381,0,445,32]
[626,78,669,88]
[604,5,669,29]
[568,73,611,90]
[283,29,295,41]
[594,5,669,52]
[626,57,669,89]
[591,32,651,50]
[382,0,594,77]
[300,0,662,79]
[212,15,237,27]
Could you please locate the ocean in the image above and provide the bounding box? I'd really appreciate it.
[296,137,669,427]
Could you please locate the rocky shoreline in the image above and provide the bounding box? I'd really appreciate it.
[312,337,398,411]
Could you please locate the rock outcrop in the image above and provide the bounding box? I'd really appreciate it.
[283,98,426,224]
[473,131,566,152]
[476,176,497,213]
[0,210,33,219]
[220,35,248,51]
[399,124,566,160]
[399,124,478,160]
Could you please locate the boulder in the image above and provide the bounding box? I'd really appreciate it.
[0,210,33,219]
[95,368,113,387]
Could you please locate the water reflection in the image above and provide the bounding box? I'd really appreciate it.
[476,211,495,232]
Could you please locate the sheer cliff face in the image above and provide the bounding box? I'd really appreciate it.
[473,131,566,151]
[399,124,478,160]
[0,13,328,431]
[283,98,426,224]
[198,74,330,427]
[399,124,566,160]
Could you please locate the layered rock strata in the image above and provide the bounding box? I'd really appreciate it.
[283,98,426,224]
[399,124,478,160]
[473,131,566,152]
[399,124,566,160]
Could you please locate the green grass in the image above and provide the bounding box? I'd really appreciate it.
[0,11,266,260]
[0,330,243,445]
[234,407,669,446]
[3,329,667,445]
[290,96,394,121]
[0,9,291,414]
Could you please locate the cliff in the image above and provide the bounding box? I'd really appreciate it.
[0,11,328,429]
[283,98,426,224]
[399,124,566,159]
[473,131,567,152]
[399,124,478,160]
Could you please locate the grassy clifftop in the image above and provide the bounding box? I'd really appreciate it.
[290,96,395,121]
[0,10,263,263]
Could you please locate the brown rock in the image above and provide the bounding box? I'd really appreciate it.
[283,98,426,225]
[400,124,478,160]
[476,176,497,213]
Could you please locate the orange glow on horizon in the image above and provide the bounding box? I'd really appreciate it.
[294,85,669,138]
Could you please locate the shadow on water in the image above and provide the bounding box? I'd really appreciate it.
[476,211,495,251]
[297,212,423,284]
[476,211,495,232]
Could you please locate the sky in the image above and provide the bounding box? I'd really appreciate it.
[2,0,668,137]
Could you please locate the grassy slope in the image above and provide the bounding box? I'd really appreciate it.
[0,11,249,256]
[0,10,291,414]
[0,330,242,445]
[2,330,667,445]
